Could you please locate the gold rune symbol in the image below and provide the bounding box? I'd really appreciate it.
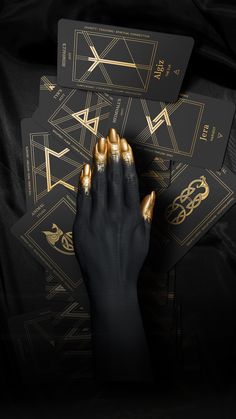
[165,176,209,225]
[146,108,171,135]
[44,147,76,192]
[42,223,74,255]
[71,108,99,135]
[86,45,151,73]
[174,69,180,76]
[217,132,223,139]
[41,76,56,91]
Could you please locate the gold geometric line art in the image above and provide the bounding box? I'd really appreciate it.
[140,99,182,151]
[41,76,56,91]
[141,170,170,190]
[42,223,74,255]
[47,91,111,156]
[71,107,99,135]
[72,30,157,92]
[44,146,76,192]
[82,31,151,74]
[165,176,210,225]
[129,98,205,156]
[146,107,171,135]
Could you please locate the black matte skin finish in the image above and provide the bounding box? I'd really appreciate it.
[73,146,153,382]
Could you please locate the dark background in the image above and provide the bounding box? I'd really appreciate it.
[0,0,236,417]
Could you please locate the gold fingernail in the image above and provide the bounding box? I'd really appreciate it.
[98,137,107,154]
[107,128,120,161]
[120,138,134,165]
[108,128,119,143]
[94,137,107,171]
[80,163,91,194]
[141,191,156,223]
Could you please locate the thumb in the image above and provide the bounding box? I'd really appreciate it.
[140,191,156,224]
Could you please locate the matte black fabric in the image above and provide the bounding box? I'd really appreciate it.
[0,0,236,416]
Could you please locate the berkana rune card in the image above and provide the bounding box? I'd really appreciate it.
[57,19,194,101]
[21,118,85,209]
[33,75,113,160]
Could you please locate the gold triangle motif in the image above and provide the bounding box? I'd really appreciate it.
[72,108,99,135]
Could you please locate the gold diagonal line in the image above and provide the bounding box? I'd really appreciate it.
[31,138,81,168]
[83,31,151,72]
[63,123,83,133]
[98,62,112,84]
[124,39,145,89]
[79,89,92,147]
[96,92,113,105]
[121,97,132,136]
[136,99,184,147]
[144,171,169,186]
[134,100,156,143]
[52,99,108,126]
[31,133,49,204]
[153,158,169,170]
[88,47,151,70]
[45,148,82,192]
[160,102,179,153]
[79,67,95,82]
[41,76,56,91]
[32,142,81,198]
[100,37,119,58]
[35,165,80,186]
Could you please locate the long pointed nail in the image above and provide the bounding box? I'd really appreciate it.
[141,191,156,222]
[120,138,134,165]
[98,137,107,154]
[108,128,119,143]
[107,128,120,161]
[83,163,91,176]
[95,138,107,171]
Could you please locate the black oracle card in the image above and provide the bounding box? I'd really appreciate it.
[33,75,113,159]
[139,156,171,196]
[150,163,236,272]
[108,92,235,169]
[11,186,89,308]
[21,118,85,209]
[57,19,194,101]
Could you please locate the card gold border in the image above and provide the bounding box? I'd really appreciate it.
[24,197,81,290]
[163,165,234,246]
[72,30,158,92]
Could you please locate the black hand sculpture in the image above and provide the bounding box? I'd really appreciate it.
[73,128,156,382]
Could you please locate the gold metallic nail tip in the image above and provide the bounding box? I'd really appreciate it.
[108,127,119,143]
[120,138,129,152]
[141,192,155,222]
[83,163,91,176]
[98,137,107,154]
[150,190,156,202]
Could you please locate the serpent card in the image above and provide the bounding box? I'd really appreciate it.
[57,19,194,102]
[150,163,236,272]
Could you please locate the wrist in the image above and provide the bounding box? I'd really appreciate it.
[88,283,138,314]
